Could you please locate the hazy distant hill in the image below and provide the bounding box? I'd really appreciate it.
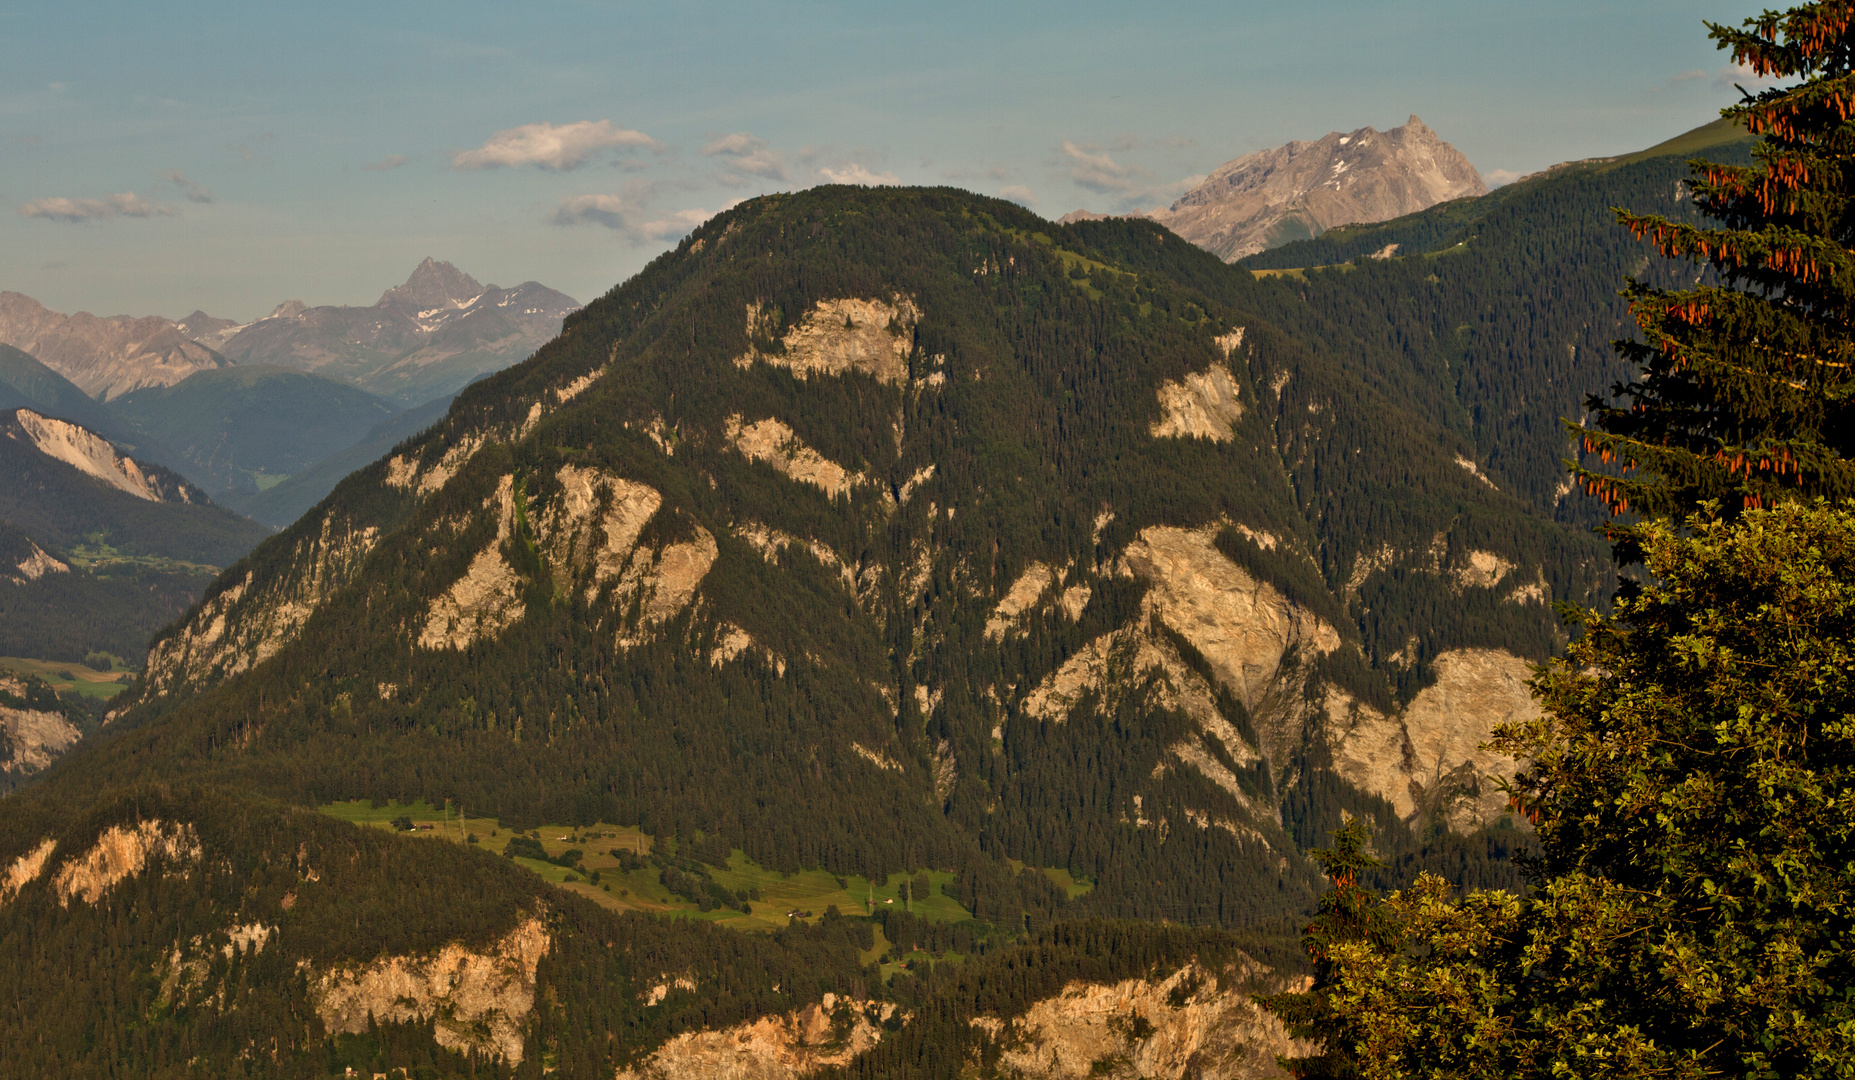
[210,258,580,405]
[1148,115,1487,261]
[0,408,268,663]
[112,365,401,499]
[0,344,127,438]
[226,388,454,527]
[0,292,231,400]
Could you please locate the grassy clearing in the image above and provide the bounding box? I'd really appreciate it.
[317,801,980,934]
[64,540,218,576]
[0,656,135,699]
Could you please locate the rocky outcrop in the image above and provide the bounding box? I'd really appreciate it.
[1149,116,1486,262]
[988,562,1058,639]
[1151,363,1244,441]
[615,526,718,643]
[5,408,197,502]
[971,960,1311,1079]
[727,415,869,498]
[51,820,201,906]
[385,433,487,496]
[735,522,860,596]
[540,464,663,600]
[533,463,716,644]
[0,696,80,772]
[1,839,55,906]
[1121,524,1339,771]
[7,538,68,583]
[736,297,919,385]
[309,914,550,1064]
[617,995,894,1080]
[0,291,231,400]
[141,511,382,697]
[1323,648,1539,832]
[419,475,525,650]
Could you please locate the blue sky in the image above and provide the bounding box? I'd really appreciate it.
[1,1,1767,320]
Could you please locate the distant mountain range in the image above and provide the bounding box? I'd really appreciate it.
[1064,115,1487,262]
[0,260,578,518]
[0,293,231,401]
[200,258,580,406]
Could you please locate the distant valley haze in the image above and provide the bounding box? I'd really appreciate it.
[2,1,1774,322]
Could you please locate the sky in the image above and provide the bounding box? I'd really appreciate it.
[0,1,1773,322]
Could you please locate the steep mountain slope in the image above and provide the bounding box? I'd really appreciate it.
[229,389,455,527]
[37,187,1594,940]
[213,258,581,405]
[112,365,401,498]
[0,292,231,400]
[0,409,270,663]
[1148,115,1486,261]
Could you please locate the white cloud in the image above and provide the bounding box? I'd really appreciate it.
[364,154,410,171]
[997,185,1037,205]
[820,163,901,186]
[553,192,633,230]
[1061,141,1143,196]
[453,120,663,171]
[19,192,173,222]
[637,208,713,241]
[160,170,212,203]
[702,133,790,183]
[1483,168,1524,189]
[553,187,713,244]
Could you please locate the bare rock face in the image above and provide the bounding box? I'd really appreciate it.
[309,915,550,1064]
[419,474,526,650]
[0,696,79,774]
[1149,116,1486,262]
[4,408,199,502]
[47,821,202,907]
[735,296,919,385]
[972,960,1312,1079]
[1121,524,1340,771]
[727,415,870,498]
[1323,647,1540,831]
[0,292,231,400]
[617,996,894,1080]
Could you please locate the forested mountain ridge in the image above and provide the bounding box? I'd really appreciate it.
[38,185,1592,924]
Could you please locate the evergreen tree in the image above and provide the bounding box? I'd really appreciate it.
[1256,820,1398,1080]
[1574,1,1855,539]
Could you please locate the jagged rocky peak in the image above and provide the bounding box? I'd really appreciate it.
[1150,114,1487,262]
[377,257,487,311]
